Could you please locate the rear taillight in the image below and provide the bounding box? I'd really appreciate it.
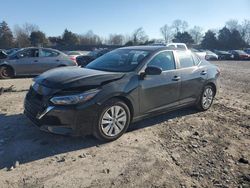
[240,54,248,58]
[70,57,76,61]
[70,57,78,65]
[217,68,221,76]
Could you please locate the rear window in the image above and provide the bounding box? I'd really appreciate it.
[192,53,201,65]
[177,45,186,50]
[176,51,195,68]
[67,51,81,55]
[235,50,247,55]
[40,49,59,57]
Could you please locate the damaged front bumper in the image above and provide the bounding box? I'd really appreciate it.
[24,97,99,136]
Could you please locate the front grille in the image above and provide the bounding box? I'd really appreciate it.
[24,88,46,126]
[26,87,43,101]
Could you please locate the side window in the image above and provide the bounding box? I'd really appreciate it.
[192,53,201,65]
[40,49,59,57]
[18,49,39,58]
[177,45,186,50]
[148,51,176,71]
[177,51,195,68]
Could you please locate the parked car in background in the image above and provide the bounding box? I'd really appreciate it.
[65,51,89,62]
[149,42,166,46]
[214,50,234,60]
[228,50,250,60]
[244,48,250,54]
[0,47,77,79]
[0,49,8,59]
[204,50,218,60]
[76,49,110,67]
[24,46,220,141]
[5,48,20,55]
[166,43,188,50]
[190,48,206,59]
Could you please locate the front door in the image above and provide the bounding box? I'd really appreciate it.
[12,48,40,75]
[139,51,180,114]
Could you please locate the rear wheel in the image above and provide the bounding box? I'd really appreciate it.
[196,85,215,111]
[0,66,14,79]
[93,99,131,141]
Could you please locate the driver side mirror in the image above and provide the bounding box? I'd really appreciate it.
[145,66,162,75]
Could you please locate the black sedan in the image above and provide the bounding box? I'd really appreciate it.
[214,50,234,60]
[228,50,250,60]
[76,49,110,67]
[24,46,220,141]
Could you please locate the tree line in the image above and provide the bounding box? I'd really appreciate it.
[0,19,249,50]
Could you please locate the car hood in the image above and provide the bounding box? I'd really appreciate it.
[35,66,125,89]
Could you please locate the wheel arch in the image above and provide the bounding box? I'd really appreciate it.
[0,63,16,76]
[102,95,134,121]
[206,82,217,96]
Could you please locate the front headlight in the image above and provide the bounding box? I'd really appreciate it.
[50,89,100,105]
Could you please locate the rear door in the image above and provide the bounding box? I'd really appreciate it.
[175,51,207,104]
[139,51,181,114]
[37,49,62,73]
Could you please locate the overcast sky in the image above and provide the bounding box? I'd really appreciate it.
[1,0,250,38]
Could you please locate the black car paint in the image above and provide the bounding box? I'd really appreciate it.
[76,49,110,67]
[24,46,219,136]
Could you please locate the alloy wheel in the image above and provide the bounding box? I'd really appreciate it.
[202,87,214,109]
[101,105,128,137]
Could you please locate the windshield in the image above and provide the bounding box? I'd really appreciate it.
[67,51,81,55]
[86,49,150,72]
[235,50,247,55]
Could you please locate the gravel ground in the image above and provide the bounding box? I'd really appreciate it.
[0,61,249,188]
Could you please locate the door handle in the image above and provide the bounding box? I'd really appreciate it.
[201,70,207,75]
[172,76,181,81]
[34,60,38,62]
[56,59,60,62]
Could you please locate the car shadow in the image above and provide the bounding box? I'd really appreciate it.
[0,107,197,169]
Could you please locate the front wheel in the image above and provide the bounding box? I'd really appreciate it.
[93,99,131,141]
[0,66,14,79]
[196,85,215,111]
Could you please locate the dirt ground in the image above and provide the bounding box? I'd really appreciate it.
[0,61,249,188]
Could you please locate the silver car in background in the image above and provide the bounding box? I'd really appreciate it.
[0,47,77,79]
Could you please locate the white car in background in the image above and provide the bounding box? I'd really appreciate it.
[65,51,90,62]
[204,50,218,60]
[167,43,206,59]
[166,43,188,50]
[190,48,207,59]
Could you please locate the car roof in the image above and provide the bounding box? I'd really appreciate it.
[119,46,169,52]
[18,47,61,52]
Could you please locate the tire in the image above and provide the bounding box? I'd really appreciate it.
[0,66,14,79]
[93,99,131,141]
[196,85,215,111]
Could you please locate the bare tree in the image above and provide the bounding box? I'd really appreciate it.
[189,26,203,44]
[241,19,250,44]
[108,34,124,45]
[23,23,39,36]
[160,24,173,43]
[13,23,39,47]
[172,19,189,33]
[79,30,102,45]
[225,19,250,44]
[13,25,30,47]
[132,27,148,45]
[226,19,240,31]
